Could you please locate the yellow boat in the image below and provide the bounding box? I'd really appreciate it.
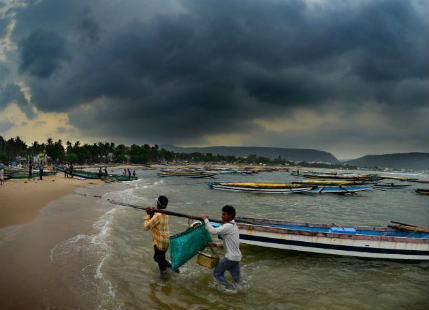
[223,182,305,188]
[300,180,355,185]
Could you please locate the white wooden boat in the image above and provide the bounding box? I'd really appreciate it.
[231,217,429,260]
[208,182,313,194]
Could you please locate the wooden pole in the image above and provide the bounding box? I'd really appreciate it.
[107,199,223,223]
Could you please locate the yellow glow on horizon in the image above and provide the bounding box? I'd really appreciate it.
[0,103,80,144]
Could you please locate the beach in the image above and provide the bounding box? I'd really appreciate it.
[0,173,104,228]
[0,172,127,309]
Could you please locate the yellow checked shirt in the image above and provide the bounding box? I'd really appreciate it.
[144,213,170,251]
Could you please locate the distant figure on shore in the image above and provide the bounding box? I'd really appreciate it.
[98,167,103,179]
[0,166,4,185]
[133,170,136,177]
[70,163,74,178]
[39,164,44,180]
[128,168,131,180]
[29,161,33,178]
[65,163,69,178]
[104,167,108,177]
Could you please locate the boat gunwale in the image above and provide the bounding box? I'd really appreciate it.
[237,217,429,244]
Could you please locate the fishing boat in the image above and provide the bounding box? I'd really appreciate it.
[71,170,101,179]
[110,175,138,181]
[230,217,429,260]
[158,171,215,178]
[208,182,313,194]
[8,172,39,179]
[415,189,429,196]
[303,173,380,181]
[295,180,359,186]
[374,183,412,189]
[302,185,373,194]
[380,176,419,182]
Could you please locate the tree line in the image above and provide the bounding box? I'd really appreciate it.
[0,136,289,165]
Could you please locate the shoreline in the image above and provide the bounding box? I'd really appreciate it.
[0,174,104,229]
[0,177,128,310]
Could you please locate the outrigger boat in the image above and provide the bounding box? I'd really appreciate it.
[208,182,313,194]
[381,176,419,182]
[303,173,380,182]
[230,217,429,260]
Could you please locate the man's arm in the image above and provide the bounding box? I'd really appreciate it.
[143,213,160,231]
[203,218,231,234]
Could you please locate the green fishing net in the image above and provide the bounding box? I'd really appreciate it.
[169,222,212,271]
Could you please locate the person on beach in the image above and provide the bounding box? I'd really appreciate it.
[39,164,43,180]
[70,163,74,178]
[143,195,174,279]
[29,161,33,178]
[104,167,108,177]
[0,166,4,185]
[127,168,131,180]
[98,167,103,179]
[65,163,69,178]
[133,170,136,177]
[202,205,241,286]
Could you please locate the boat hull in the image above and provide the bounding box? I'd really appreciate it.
[209,183,313,194]
[235,218,429,260]
[239,229,429,260]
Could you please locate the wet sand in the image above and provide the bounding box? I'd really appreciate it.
[0,174,103,228]
[0,175,127,309]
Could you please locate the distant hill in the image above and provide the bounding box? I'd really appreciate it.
[345,152,429,170]
[161,145,340,163]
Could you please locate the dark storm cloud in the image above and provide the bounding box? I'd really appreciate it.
[19,30,70,78]
[7,0,429,146]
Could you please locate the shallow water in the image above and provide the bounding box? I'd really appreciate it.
[51,169,429,309]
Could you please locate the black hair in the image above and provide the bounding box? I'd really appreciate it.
[157,195,168,209]
[222,205,236,219]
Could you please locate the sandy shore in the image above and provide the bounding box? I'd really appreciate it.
[0,173,103,229]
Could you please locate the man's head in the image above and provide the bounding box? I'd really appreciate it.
[156,195,168,209]
[221,205,236,222]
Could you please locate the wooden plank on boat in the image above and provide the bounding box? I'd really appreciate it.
[390,221,429,233]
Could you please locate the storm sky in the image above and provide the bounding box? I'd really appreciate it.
[0,0,428,159]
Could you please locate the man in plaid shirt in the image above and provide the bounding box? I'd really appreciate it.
[144,195,172,279]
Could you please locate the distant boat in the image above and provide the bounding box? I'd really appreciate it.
[230,217,429,260]
[380,176,419,182]
[208,182,313,194]
[415,189,429,196]
[158,171,215,178]
[302,185,373,194]
[374,183,412,189]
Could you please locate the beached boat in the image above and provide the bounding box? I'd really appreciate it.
[110,175,138,181]
[71,170,100,179]
[208,182,313,194]
[415,189,429,196]
[8,172,39,179]
[230,217,429,260]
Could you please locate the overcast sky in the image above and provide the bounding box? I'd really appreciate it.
[0,0,428,159]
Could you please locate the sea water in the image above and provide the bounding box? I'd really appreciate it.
[51,169,429,310]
